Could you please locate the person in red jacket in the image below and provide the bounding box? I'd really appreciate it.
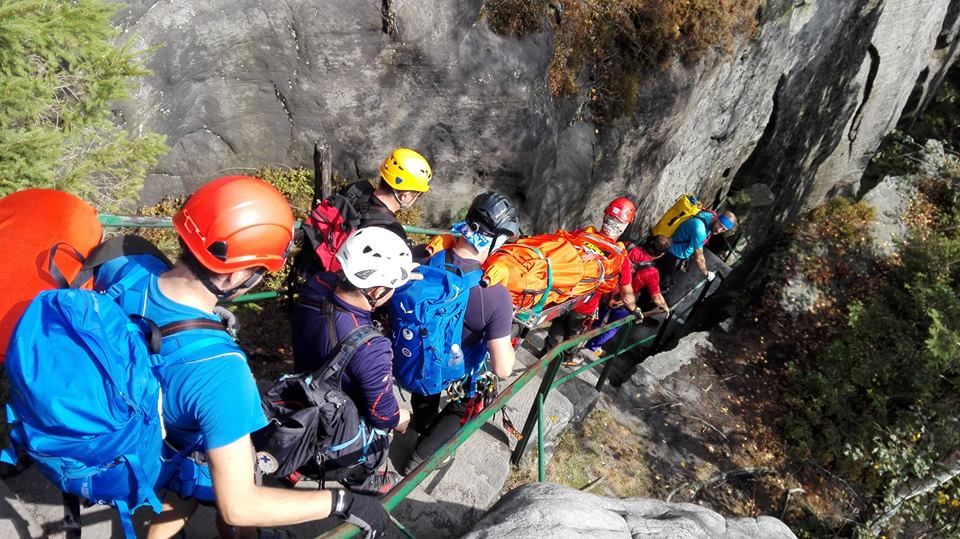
[581,234,672,357]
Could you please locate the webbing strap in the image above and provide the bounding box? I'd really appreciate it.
[72,235,171,289]
[47,242,87,289]
[62,492,81,539]
[327,423,364,453]
[307,324,380,388]
[158,318,228,336]
[505,245,552,314]
[1,405,18,465]
[106,265,152,300]
[114,500,136,538]
[579,231,625,255]
[532,258,553,316]
[126,451,163,510]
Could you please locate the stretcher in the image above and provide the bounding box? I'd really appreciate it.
[510,292,596,350]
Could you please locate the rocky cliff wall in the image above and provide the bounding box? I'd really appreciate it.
[113,0,960,239]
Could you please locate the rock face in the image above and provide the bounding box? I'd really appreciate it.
[862,175,918,257]
[112,0,960,241]
[617,332,715,407]
[461,482,797,539]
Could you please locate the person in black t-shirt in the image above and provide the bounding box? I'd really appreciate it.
[401,192,520,475]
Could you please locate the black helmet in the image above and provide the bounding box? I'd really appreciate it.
[466,192,520,237]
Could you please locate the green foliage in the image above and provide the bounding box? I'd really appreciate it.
[783,177,960,535]
[787,197,877,289]
[254,166,315,220]
[0,0,166,209]
[904,66,960,148]
[122,196,184,260]
[863,131,925,187]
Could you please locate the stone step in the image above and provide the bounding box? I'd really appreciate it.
[387,333,574,537]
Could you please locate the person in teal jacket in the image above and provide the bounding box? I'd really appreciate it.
[656,210,736,290]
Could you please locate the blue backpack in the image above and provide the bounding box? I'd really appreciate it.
[1,257,230,537]
[390,250,484,396]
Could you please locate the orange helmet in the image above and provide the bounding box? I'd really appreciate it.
[604,197,636,224]
[173,176,295,273]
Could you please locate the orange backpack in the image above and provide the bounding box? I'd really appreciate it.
[482,232,604,311]
[0,190,103,363]
[557,227,627,296]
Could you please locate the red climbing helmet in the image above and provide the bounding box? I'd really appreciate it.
[173,176,295,273]
[604,197,636,224]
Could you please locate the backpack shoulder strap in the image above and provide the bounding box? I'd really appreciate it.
[131,315,231,358]
[309,324,380,386]
[66,235,170,289]
[698,209,716,227]
[158,318,229,337]
[431,249,484,287]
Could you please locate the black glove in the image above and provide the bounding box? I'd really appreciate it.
[331,489,389,539]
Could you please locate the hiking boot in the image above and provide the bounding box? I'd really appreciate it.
[402,450,454,476]
[343,470,401,496]
[561,356,584,368]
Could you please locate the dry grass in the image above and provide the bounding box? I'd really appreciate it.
[485,0,546,38]
[505,409,654,497]
[542,0,762,121]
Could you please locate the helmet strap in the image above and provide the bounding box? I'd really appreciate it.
[393,190,420,210]
[183,254,264,299]
[359,286,389,309]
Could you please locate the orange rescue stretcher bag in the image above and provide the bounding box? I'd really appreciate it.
[556,227,627,297]
[483,231,614,311]
[482,234,580,310]
[0,189,103,363]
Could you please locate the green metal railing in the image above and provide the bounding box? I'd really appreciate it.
[98,214,454,304]
[98,214,453,238]
[100,214,722,539]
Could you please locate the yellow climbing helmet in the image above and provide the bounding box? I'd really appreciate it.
[379,148,432,192]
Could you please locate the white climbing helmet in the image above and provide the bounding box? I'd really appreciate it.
[336,227,419,289]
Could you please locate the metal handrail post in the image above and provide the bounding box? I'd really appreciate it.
[595,319,633,391]
[510,350,564,465]
[536,393,545,482]
[507,316,635,465]
[647,311,673,355]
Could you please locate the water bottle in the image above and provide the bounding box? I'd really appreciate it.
[448,343,464,367]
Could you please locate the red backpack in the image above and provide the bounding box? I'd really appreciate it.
[298,181,401,273]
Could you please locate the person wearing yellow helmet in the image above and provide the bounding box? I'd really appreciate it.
[297,148,432,279]
[374,147,432,211]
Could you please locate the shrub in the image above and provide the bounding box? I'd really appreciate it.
[485,0,546,38]
[492,0,762,122]
[0,0,166,209]
[780,171,960,536]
